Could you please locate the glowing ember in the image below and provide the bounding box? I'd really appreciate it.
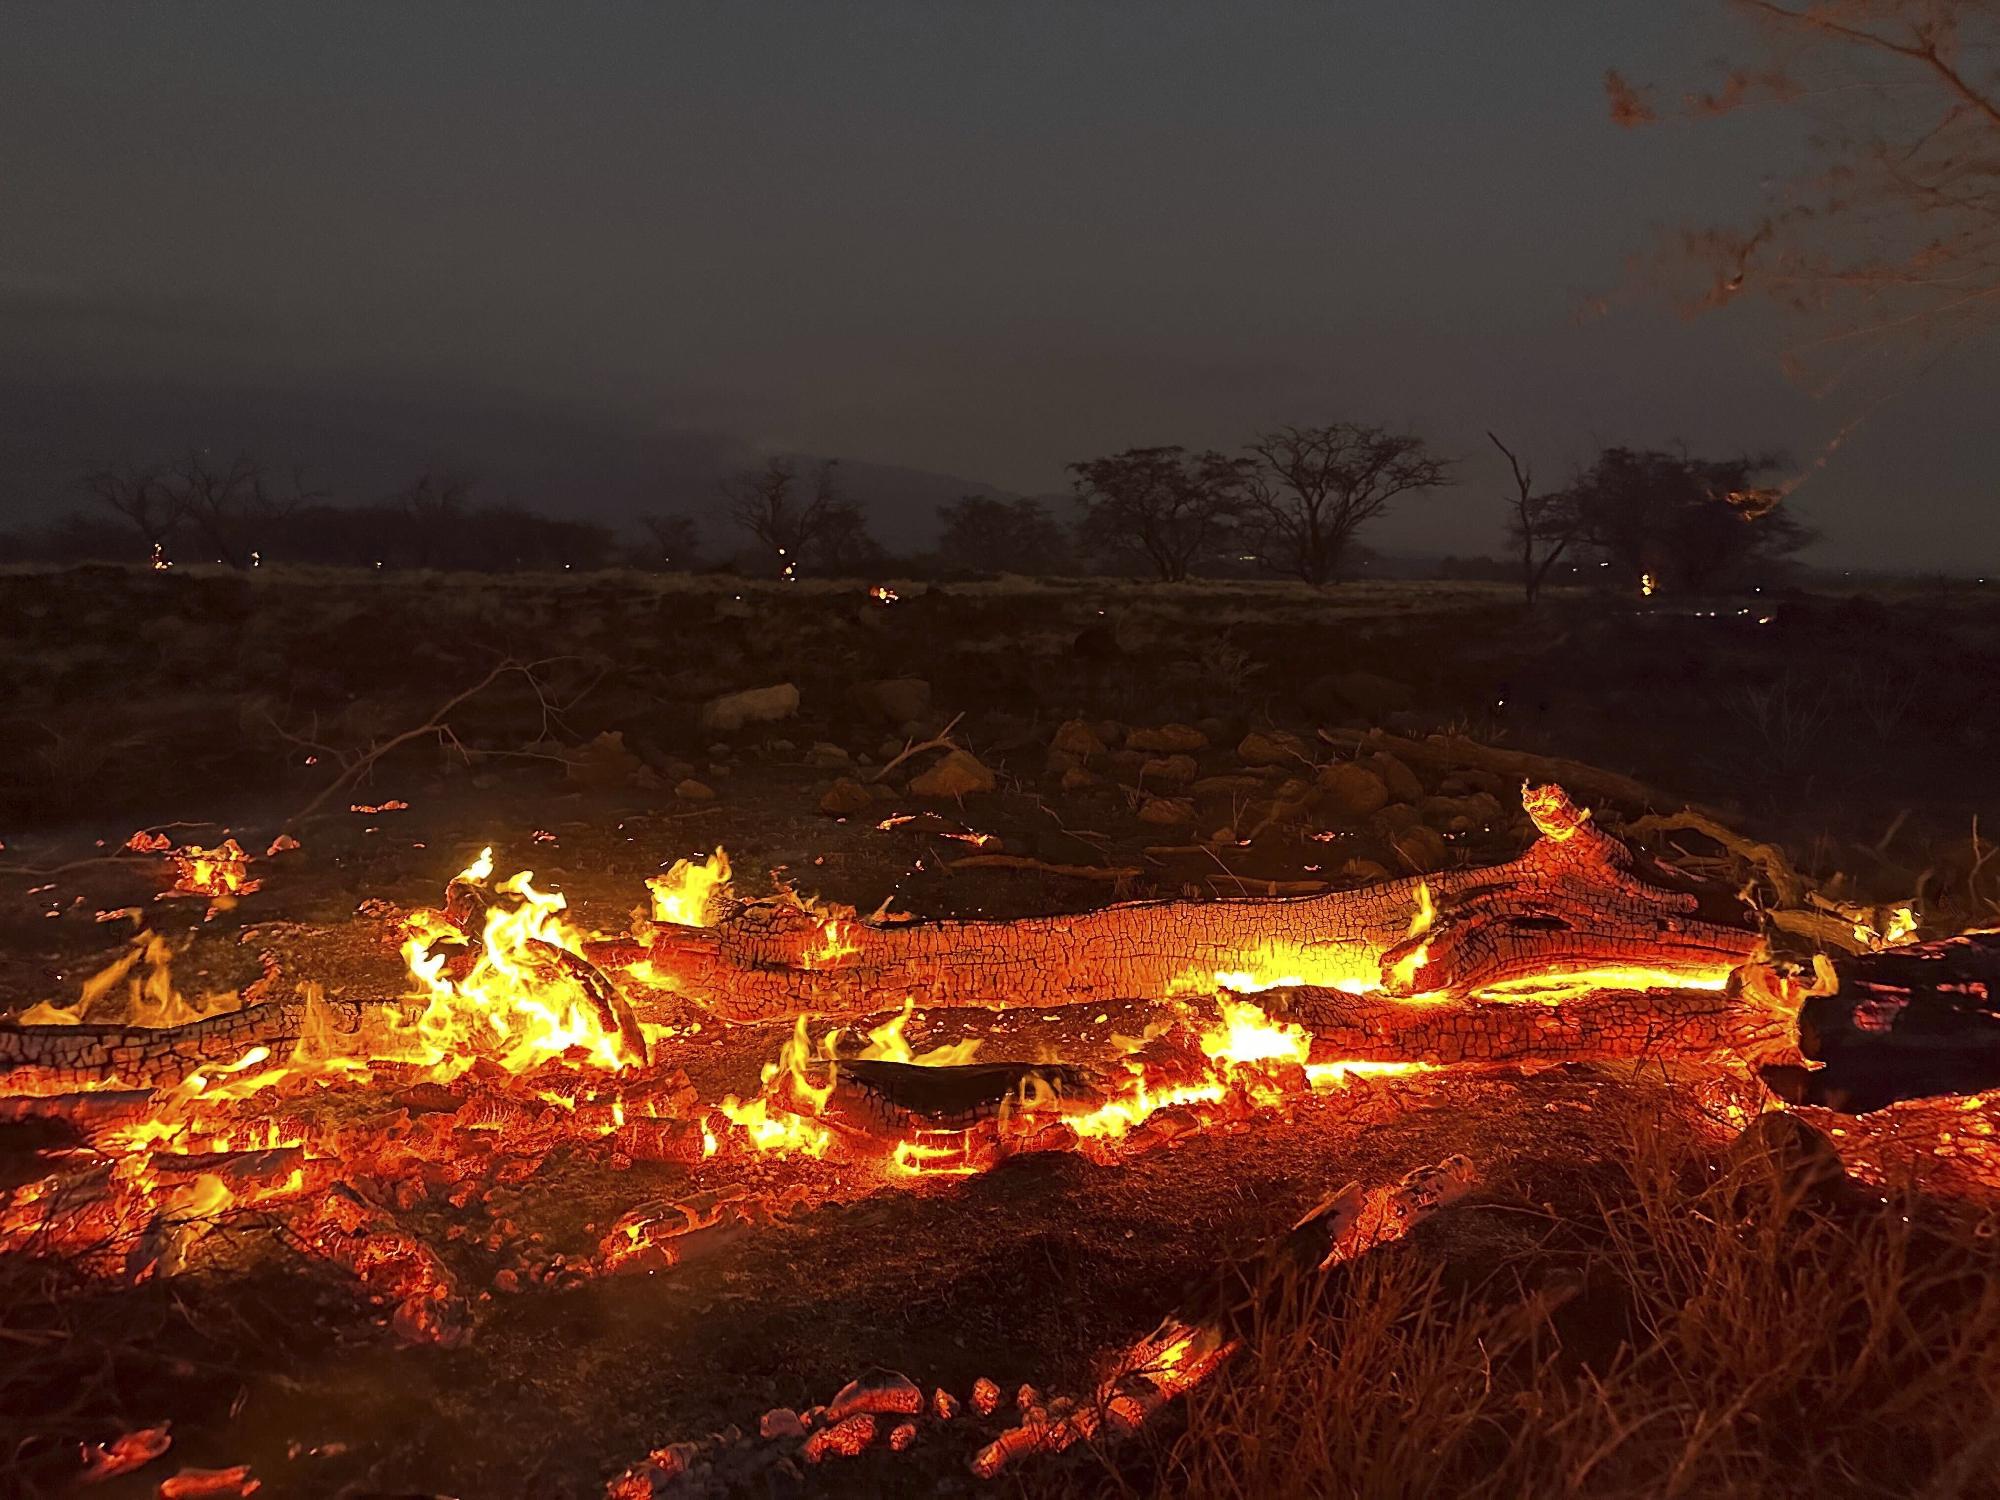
[168,839,260,898]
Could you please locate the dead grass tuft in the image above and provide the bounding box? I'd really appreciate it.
[1064,1116,2000,1500]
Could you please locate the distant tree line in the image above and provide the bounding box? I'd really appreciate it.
[1,424,1812,596]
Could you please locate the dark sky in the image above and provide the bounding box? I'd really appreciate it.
[3,3,1992,568]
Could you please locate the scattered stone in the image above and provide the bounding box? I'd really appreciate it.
[564,730,646,791]
[1044,746,1083,776]
[1050,718,1107,757]
[1368,752,1425,805]
[1369,802,1424,837]
[1238,729,1308,766]
[760,1408,806,1441]
[1339,857,1392,882]
[1094,719,1126,748]
[1314,762,1390,822]
[1192,773,1268,799]
[1139,753,1198,788]
[1126,722,1207,753]
[707,742,731,759]
[1060,765,1101,792]
[767,738,796,754]
[1421,792,1505,833]
[877,737,904,762]
[908,749,996,799]
[1138,796,1195,826]
[698,682,800,734]
[819,778,874,817]
[828,1369,923,1422]
[674,779,716,803]
[806,742,851,769]
[853,677,932,725]
[1389,824,1448,873]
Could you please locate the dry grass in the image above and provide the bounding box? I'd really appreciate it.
[1061,1117,2000,1500]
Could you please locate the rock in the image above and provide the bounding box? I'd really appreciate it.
[971,1377,1001,1416]
[853,678,932,725]
[1050,718,1107,757]
[564,730,646,791]
[1044,747,1083,776]
[760,1407,806,1440]
[674,778,716,802]
[877,737,904,762]
[1138,796,1195,826]
[1060,765,1101,792]
[1368,802,1424,837]
[806,741,851,769]
[1339,857,1392,882]
[828,1369,923,1422]
[1094,719,1126,748]
[1127,723,1208,753]
[908,749,996,799]
[767,738,796,754]
[1139,753,1198,788]
[1368,752,1425,805]
[1238,729,1308,767]
[1314,762,1390,822]
[1389,824,1448,873]
[1421,792,1505,833]
[819,778,874,817]
[699,683,799,734]
[1329,670,1416,719]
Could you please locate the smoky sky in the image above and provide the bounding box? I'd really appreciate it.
[2,2,1993,569]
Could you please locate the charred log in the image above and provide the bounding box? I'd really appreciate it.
[1772,932,2000,1112]
[0,997,369,1091]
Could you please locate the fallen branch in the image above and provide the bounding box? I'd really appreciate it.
[1316,726,1667,814]
[868,712,966,785]
[943,854,1141,881]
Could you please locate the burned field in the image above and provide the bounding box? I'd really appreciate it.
[5,569,2000,1499]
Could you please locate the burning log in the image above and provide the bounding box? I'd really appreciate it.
[0,996,368,1091]
[291,1184,468,1346]
[609,785,1759,1022]
[1255,981,1805,1074]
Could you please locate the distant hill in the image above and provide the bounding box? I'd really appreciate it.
[0,371,1027,554]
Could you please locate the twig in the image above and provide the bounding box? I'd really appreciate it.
[943,853,1141,881]
[868,712,965,784]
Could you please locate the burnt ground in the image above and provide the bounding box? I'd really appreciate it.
[3,567,2000,1497]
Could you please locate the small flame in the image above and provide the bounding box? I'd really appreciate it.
[648,849,731,926]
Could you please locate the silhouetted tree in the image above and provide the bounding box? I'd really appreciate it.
[81,463,182,565]
[1562,447,1810,594]
[1488,432,1577,604]
[1070,446,1247,581]
[806,501,886,576]
[639,513,701,571]
[1610,2,2000,382]
[395,470,475,569]
[724,457,837,578]
[1241,424,1451,585]
[936,496,1069,575]
[162,451,321,569]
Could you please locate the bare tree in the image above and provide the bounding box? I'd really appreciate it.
[724,457,837,579]
[81,462,181,566]
[162,451,321,569]
[1071,446,1247,581]
[396,470,475,569]
[1610,1,2000,382]
[1241,424,1452,585]
[807,501,885,576]
[1488,432,1576,604]
[639,513,701,571]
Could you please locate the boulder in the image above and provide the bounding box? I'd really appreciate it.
[1137,796,1195,826]
[1126,723,1208,754]
[699,683,799,734]
[564,730,646,791]
[1368,752,1425,805]
[1313,762,1390,822]
[1420,792,1505,833]
[908,749,996,799]
[1237,729,1308,767]
[674,778,717,803]
[819,778,874,817]
[1139,754,1198,788]
[852,678,932,726]
[1724,1112,1848,1200]
[1368,802,1424,838]
[1059,765,1101,792]
[1339,857,1393,882]
[1388,823,1448,873]
[805,742,852,769]
[1050,718,1107,757]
